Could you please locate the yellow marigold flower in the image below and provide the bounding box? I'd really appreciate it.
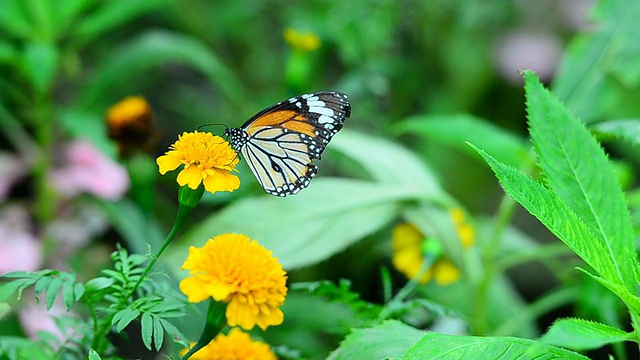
[181,329,277,360]
[449,208,475,247]
[106,96,157,157]
[180,234,287,331]
[284,28,320,52]
[156,131,240,194]
[391,222,463,286]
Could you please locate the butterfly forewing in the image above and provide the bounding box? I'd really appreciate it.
[226,91,350,196]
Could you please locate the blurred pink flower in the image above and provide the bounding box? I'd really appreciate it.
[0,205,42,273]
[18,293,77,348]
[494,31,562,85]
[0,153,27,201]
[49,140,130,200]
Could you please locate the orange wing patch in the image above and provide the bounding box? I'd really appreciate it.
[248,110,316,138]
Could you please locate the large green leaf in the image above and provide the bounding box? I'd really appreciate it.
[524,71,635,291]
[330,130,447,202]
[79,30,244,108]
[0,0,31,38]
[73,0,171,46]
[327,320,425,360]
[393,114,528,167]
[540,318,631,351]
[402,333,590,360]
[552,0,640,123]
[471,145,618,285]
[171,178,424,270]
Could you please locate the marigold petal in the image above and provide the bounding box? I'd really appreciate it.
[177,164,203,189]
[202,168,240,194]
[156,154,181,174]
[179,277,211,303]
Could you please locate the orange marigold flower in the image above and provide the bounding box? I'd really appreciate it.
[156,131,240,194]
[106,96,156,157]
[180,234,287,331]
[181,329,277,360]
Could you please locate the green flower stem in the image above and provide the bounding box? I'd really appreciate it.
[181,300,228,360]
[379,253,436,320]
[472,193,518,335]
[92,185,204,352]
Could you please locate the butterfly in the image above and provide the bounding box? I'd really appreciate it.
[225,91,351,197]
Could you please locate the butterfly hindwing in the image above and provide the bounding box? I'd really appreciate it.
[226,91,350,196]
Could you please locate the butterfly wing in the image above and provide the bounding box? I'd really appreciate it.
[227,91,351,196]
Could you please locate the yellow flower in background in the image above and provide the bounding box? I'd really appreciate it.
[106,96,151,130]
[180,234,288,331]
[284,28,321,52]
[181,329,277,360]
[450,208,475,247]
[391,209,474,286]
[156,131,240,194]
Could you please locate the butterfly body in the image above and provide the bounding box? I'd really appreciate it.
[225,91,351,196]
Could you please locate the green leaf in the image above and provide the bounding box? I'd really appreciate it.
[174,178,419,269]
[0,281,26,302]
[141,312,153,350]
[112,308,140,332]
[85,277,114,293]
[79,30,244,108]
[44,276,62,310]
[470,145,618,283]
[34,276,52,298]
[0,0,31,38]
[74,0,171,45]
[524,71,635,291]
[88,348,101,360]
[393,114,528,167]
[330,130,445,194]
[61,279,76,311]
[21,41,59,94]
[591,119,640,145]
[153,316,164,351]
[159,319,188,347]
[552,1,640,122]
[327,320,425,360]
[541,318,632,351]
[577,268,640,315]
[402,333,590,360]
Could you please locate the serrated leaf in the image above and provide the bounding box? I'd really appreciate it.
[141,312,153,350]
[73,282,85,301]
[153,316,164,351]
[173,178,419,269]
[524,71,635,291]
[541,318,631,351]
[393,113,528,167]
[112,308,140,332]
[327,320,425,360]
[402,333,590,360]
[470,145,618,282]
[576,268,640,315]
